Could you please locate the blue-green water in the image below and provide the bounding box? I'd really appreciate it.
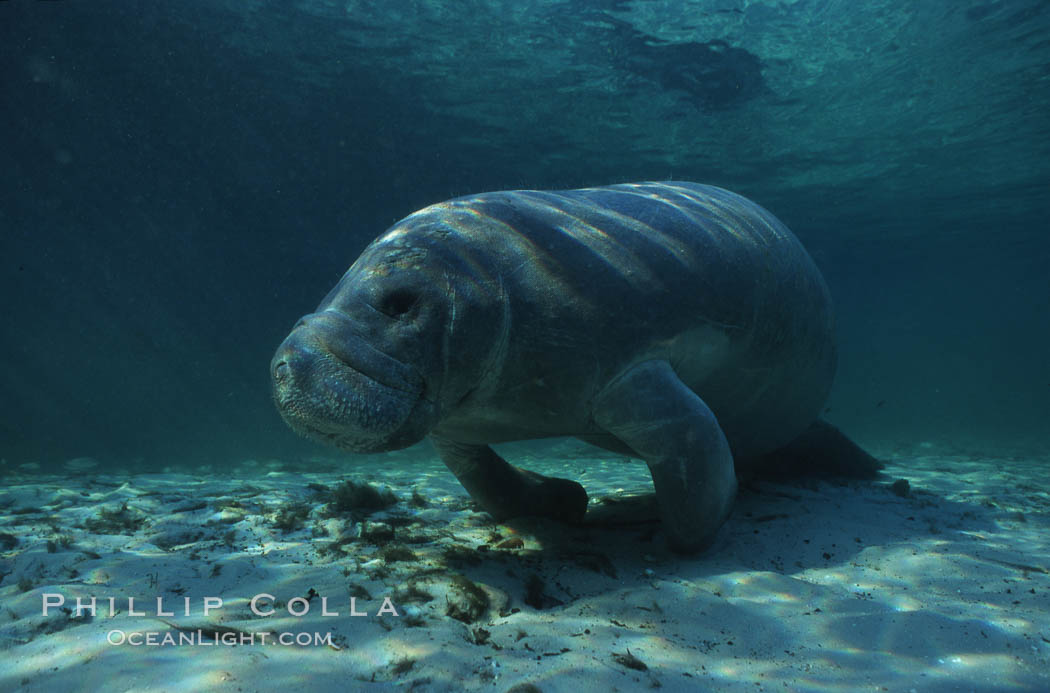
[1,0,1046,470]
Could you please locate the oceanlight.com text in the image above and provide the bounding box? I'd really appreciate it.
[107,629,336,647]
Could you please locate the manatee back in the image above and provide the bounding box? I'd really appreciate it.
[423,182,835,457]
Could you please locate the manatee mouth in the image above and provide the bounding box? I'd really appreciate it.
[271,312,433,452]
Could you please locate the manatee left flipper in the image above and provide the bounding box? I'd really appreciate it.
[592,360,737,553]
[431,436,589,524]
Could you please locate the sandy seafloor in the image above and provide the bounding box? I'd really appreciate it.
[0,440,1047,693]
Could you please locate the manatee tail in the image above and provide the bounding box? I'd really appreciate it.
[754,419,883,480]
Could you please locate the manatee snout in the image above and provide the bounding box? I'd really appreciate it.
[271,309,434,452]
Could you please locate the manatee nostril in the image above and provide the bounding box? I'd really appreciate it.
[272,360,289,382]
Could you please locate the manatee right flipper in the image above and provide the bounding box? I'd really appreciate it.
[592,360,737,553]
[431,436,589,524]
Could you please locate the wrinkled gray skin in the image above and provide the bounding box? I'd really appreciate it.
[272,182,879,553]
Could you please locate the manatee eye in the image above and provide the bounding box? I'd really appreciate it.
[377,288,419,318]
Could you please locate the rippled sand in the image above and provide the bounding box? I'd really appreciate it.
[0,442,1047,692]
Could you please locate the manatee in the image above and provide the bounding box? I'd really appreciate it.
[271,182,880,552]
